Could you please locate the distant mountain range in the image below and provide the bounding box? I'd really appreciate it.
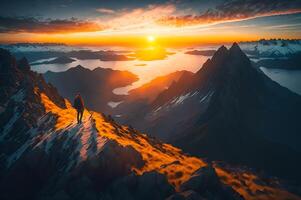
[240,39,301,58]
[118,43,301,182]
[0,42,66,47]
[185,39,301,59]
[1,44,174,63]
[43,65,138,114]
[185,49,216,56]
[185,39,301,71]
[31,56,76,65]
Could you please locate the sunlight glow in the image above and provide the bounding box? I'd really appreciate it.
[147,35,156,42]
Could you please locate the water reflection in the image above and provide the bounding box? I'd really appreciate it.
[260,67,301,95]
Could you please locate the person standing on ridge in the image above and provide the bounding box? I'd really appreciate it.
[73,93,85,124]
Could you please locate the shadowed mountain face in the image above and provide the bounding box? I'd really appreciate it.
[43,65,138,114]
[1,48,301,200]
[121,43,301,181]
[114,70,194,118]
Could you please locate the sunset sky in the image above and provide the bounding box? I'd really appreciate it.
[0,0,301,46]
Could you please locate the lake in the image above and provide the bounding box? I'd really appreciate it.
[260,67,301,95]
[31,49,210,94]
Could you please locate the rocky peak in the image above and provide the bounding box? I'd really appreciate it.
[228,43,250,64]
[229,42,240,51]
[72,64,86,71]
[208,43,262,98]
[153,44,247,108]
[207,45,229,66]
[17,57,30,72]
[214,45,228,56]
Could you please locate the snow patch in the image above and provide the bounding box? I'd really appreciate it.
[152,91,199,114]
[171,91,199,105]
[200,91,215,103]
[153,106,162,113]
[77,119,107,161]
[108,101,123,108]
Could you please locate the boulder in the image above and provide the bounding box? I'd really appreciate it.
[108,171,175,200]
[180,165,244,200]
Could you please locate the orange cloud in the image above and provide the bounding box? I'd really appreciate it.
[0,17,104,34]
[101,4,176,33]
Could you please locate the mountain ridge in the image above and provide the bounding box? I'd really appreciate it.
[1,48,300,200]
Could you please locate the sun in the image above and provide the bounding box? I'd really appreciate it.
[147,35,156,42]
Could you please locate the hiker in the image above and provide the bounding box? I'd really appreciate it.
[73,93,84,124]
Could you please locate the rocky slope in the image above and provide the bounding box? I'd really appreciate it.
[0,48,300,200]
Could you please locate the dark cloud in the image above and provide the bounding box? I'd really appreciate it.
[0,0,175,18]
[157,0,301,26]
[0,16,103,33]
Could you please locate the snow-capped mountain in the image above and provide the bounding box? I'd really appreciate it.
[120,43,301,182]
[0,43,74,53]
[239,39,301,58]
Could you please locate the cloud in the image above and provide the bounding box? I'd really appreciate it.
[157,0,301,27]
[96,8,116,14]
[101,4,176,33]
[0,16,104,34]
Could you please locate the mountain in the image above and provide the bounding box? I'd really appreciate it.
[43,65,138,114]
[31,56,76,65]
[7,49,134,63]
[121,43,301,181]
[240,39,301,58]
[1,48,300,200]
[114,70,193,119]
[67,50,134,61]
[185,49,216,56]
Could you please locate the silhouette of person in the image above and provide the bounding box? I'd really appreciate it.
[73,93,84,124]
